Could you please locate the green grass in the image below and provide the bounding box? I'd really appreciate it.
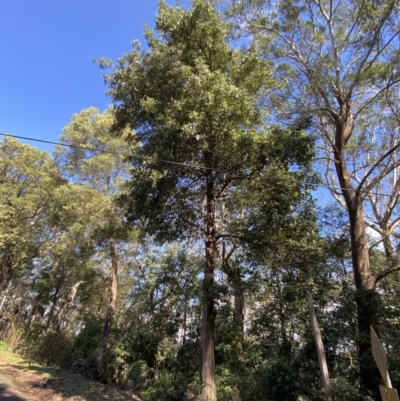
[0,341,9,351]
[0,342,53,376]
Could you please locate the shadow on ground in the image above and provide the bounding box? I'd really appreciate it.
[0,361,137,401]
[0,379,29,401]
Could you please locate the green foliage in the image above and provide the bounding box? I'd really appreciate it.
[142,371,200,401]
[0,341,9,351]
[0,137,62,292]
[72,317,102,360]
[127,359,148,383]
[215,366,242,401]
[103,0,317,244]
[107,340,132,384]
[23,329,74,368]
[2,320,25,352]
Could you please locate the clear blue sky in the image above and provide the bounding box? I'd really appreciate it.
[0,0,190,153]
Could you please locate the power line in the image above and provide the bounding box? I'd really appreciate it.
[1,132,399,199]
[0,132,220,173]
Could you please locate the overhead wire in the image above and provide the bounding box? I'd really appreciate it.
[0,132,220,173]
[1,132,399,199]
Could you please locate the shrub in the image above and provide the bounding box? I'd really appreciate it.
[22,330,74,368]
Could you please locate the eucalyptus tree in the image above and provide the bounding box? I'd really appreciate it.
[230,0,400,395]
[55,107,135,381]
[0,137,61,299]
[344,102,400,265]
[101,1,315,399]
[42,183,104,331]
[116,245,202,373]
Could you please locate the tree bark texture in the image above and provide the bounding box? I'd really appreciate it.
[333,101,381,397]
[200,179,217,401]
[233,282,244,342]
[307,293,332,401]
[28,295,43,328]
[0,250,13,299]
[223,258,244,344]
[94,237,118,383]
[45,279,62,330]
[52,280,83,331]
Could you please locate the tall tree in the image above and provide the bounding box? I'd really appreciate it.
[0,137,61,298]
[55,107,134,382]
[102,1,315,399]
[231,0,400,396]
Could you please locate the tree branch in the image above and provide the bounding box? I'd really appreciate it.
[355,77,400,118]
[346,1,396,97]
[358,142,400,196]
[375,265,400,283]
[181,217,206,235]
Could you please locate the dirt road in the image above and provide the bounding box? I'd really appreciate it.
[0,370,30,401]
[0,346,143,401]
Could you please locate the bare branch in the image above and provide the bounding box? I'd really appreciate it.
[346,1,397,97]
[181,217,206,235]
[375,265,400,283]
[355,77,400,118]
[358,142,400,195]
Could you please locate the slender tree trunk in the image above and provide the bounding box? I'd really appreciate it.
[307,293,332,401]
[0,251,13,299]
[334,102,380,398]
[94,237,118,383]
[200,179,217,401]
[224,262,244,347]
[275,272,291,356]
[28,296,42,328]
[101,237,118,345]
[382,231,395,261]
[0,295,7,311]
[52,280,83,331]
[46,279,62,330]
[233,282,244,341]
[182,291,188,347]
[0,271,10,299]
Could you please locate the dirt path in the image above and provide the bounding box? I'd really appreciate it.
[0,369,30,401]
[0,345,143,401]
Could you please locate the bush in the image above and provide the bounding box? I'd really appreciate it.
[107,341,132,384]
[71,317,102,360]
[142,372,200,401]
[3,321,24,352]
[22,330,74,368]
[216,366,242,401]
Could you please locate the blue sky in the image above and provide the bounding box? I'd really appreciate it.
[0,0,190,153]
[0,1,334,208]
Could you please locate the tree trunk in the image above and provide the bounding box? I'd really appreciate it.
[182,291,188,347]
[46,279,62,330]
[94,237,118,383]
[276,272,291,356]
[307,293,332,401]
[224,262,244,347]
[28,296,42,328]
[200,179,217,401]
[381,230,395,262]
[233,283,244,342]
[52,280,83,331]
[0,250,13,299]
[334,102,380,398]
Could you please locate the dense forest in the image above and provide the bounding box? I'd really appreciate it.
[1,0,400,400]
